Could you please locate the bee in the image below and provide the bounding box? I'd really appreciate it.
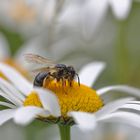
[25,54,80,87]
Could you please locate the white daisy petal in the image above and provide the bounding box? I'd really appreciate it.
[0,78,24,106]
[95,97,134,119]
[14,106,47,125]
[0,109,15,125]
[109,0,132,20]
[58,1,81,26]
[58,0,108,39]
[0,78,25,101]
[82,0,108,39]
[0,92,16,105]
[99,111,140,129]
[127,101,140,104]
[0,63,32,95]
[121,104,140,111]
[35,88,61,117]
[0,101,16,108]
[68,112,96,131]
[79,62,106,87]
[0,85,22,106]
[97,85,140,97]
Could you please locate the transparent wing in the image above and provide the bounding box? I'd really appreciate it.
[24,53,55,65]
[32,67,57,74]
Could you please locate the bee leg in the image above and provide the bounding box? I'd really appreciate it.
[57,78,60,82]
[55,78,58,87]
[61,78,68,94]
[67,78,72,87]
[69,80,72,87]
[64,79,66,87]
[76,73,80,86]
[68,79,72,87]
[62,78,66,87]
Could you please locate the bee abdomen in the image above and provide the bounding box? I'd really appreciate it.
[34,72,49,87]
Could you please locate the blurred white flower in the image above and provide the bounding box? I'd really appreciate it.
[9,0,117,67]
[52,0,133,61]
[108,0,132,20]
[58,0,108,40]
[0,62,140,133]
[0,0,57,37]
[59,0,132,28]
[0,34,31,78]
[0,0,133,39]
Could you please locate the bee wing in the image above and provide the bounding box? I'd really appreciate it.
[32,67,57,74]
[24,53,56,66]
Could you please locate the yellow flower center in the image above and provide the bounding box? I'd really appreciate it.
[24,80,103,117]
[24,91,42,107]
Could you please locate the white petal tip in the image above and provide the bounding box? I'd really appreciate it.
[69,111,96,131]
[110,0,132,20]
[14,107,44,126]
[79,62,106,87]
[35,88,61,117]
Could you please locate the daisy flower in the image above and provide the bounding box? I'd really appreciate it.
[0,0,57,37]
[57,0,135,43]
[59,0,133,29]
[0,62,140,140]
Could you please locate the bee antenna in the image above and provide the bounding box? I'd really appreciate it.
[76,73,80,86]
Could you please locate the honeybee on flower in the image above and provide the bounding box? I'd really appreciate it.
[0,61,139,132]
[25,53,80,87]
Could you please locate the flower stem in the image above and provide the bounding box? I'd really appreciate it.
[59,125,71,140]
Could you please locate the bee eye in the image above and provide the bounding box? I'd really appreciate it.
[67,66,74,71]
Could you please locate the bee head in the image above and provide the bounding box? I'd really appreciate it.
[55,64,67,77]
[67,66,75,77]
[67,66,80,86]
